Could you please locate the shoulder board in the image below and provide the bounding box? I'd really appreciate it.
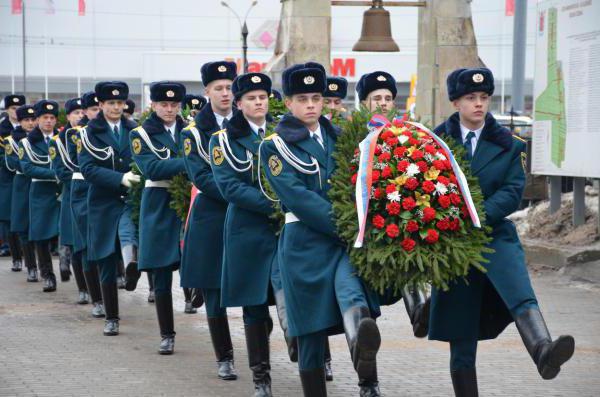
[512,134,526,143]
[182,121,196,131]
[263,133,278,141]
[212,129,226,136]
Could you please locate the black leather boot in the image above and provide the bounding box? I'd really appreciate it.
[324,339,333,381]
[101,282,119,335]
[123,245,141,291]
[24,241,38,281]
[207,316,237,380]
[245,320,272,397]
[343,306,381,381]
[8,232,22,271]
[155,292,175,355]
[514,308,575,380]
[43,273,57,292]
[58,245,72,282]
[147,272,155,303]
[273,289,298,362]
[36,241,56,292]
[359,373,382,397]
[402,286,430,338]
[450,368,478,397]
[299,367,327,397]
[83,264,103,305]
[183,288,197,313]
[191,288,204,308]
[71,251,89,304]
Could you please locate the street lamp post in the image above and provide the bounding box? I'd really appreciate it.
[221,1,258,73]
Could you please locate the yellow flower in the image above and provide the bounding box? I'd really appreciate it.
[415,192,431,207]
[389,126,402,136]
[424,167,440,181]
[394,175,408,186]
[406,146,418,157]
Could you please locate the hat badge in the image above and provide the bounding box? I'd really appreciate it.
[112,89,120,96]
[77,100,81,105]
[251,76,262,84]
[46,104,53,110]
[328,83,338,91]
[218,65,227,72]
[304,76,315,85]
[191,99,199,105]
[12,98,19,103]
[27,108,34,114]
[472,73,484,83]
[376,75,387,82]
[166,90,175,98]
[94,97,98,103]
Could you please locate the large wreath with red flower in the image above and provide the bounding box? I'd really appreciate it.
[330,109,493,292]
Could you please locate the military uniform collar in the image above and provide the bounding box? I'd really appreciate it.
[11,126,27,141]
[194,103,220,133]
[27,127,54,143]
[441,112,513,151]
[0,117,14,137]
[274,113,340,144]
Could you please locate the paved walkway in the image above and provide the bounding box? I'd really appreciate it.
[0,259,598,396]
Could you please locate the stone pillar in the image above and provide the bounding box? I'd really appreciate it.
[264,0,332,89]
[415,0,483,127]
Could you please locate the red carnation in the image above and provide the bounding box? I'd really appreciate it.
[411,149,424,160]
[378,152,391,162]
[372,214,386,229]
[386,201,401,215]
[424,144,436,154]
[381,166,393,178]
[432,160,446,171]
[417,161,429,173]
[393,146,407,158]
[405,177,419,191]
[408,137,420,146]
[422,207,436,223]
[436,218,450,231]
[437,175,450,185]
[374,145,382,155]
[350,165,357,172]
[402,197,416,211]
[422,180,436,194]
[386,137,399,147]
[450,174,458,185]
[405,220,419,233]
[449,193,462,205]
[393,118,404,127]
[380,130,394,140]
[449,218,460,231]
[397,160,409,172]
[373,188,383,200]
[386,224,400,239]
[351,173,358,184]
[401,237,416,252]
[425,229,439,244]
[386,184,397,194]
[402,129,413,137]
[461,205,469,219]
[438,195,451,208]
[443,160,451,169]
[372,170,381,182]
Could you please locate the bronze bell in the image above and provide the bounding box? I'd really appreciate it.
[352,1,400,52]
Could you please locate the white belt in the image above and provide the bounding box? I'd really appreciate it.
[32,179,55,183]
[72,172,84,180]
[285,212,299,224]
[145,180,171,188]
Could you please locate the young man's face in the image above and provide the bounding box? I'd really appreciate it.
[453,91,490,127]
[364,88,394,113]
[7,105,19,122]
[152,101,180,125]
[100,100,125,122]
[206,79,233,115]
[285,93,323,127]
[38,114,56,133]
[324,97,343,112]
[84,106,100,121]
[67,109,84,127]
[236,90,269,122]
[20,118,36,132]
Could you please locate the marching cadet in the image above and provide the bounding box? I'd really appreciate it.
[49,98,90,304]
[356,71,396,113]
[323,76,347,113]
[66,91,105,318]
[129,81,188,354]
[260,62,382,397]
[208,72,277,396]
[78,81,139,336]
[356,70,432,339]
[430,68,574,396]
[180,61,237,380]
[0,94,26,272]
[19,100,60,293]
[5,104,38,281]
[182,94,207,120]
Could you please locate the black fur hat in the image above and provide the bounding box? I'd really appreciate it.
[446,68,494,101]
[356,71,397,101]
